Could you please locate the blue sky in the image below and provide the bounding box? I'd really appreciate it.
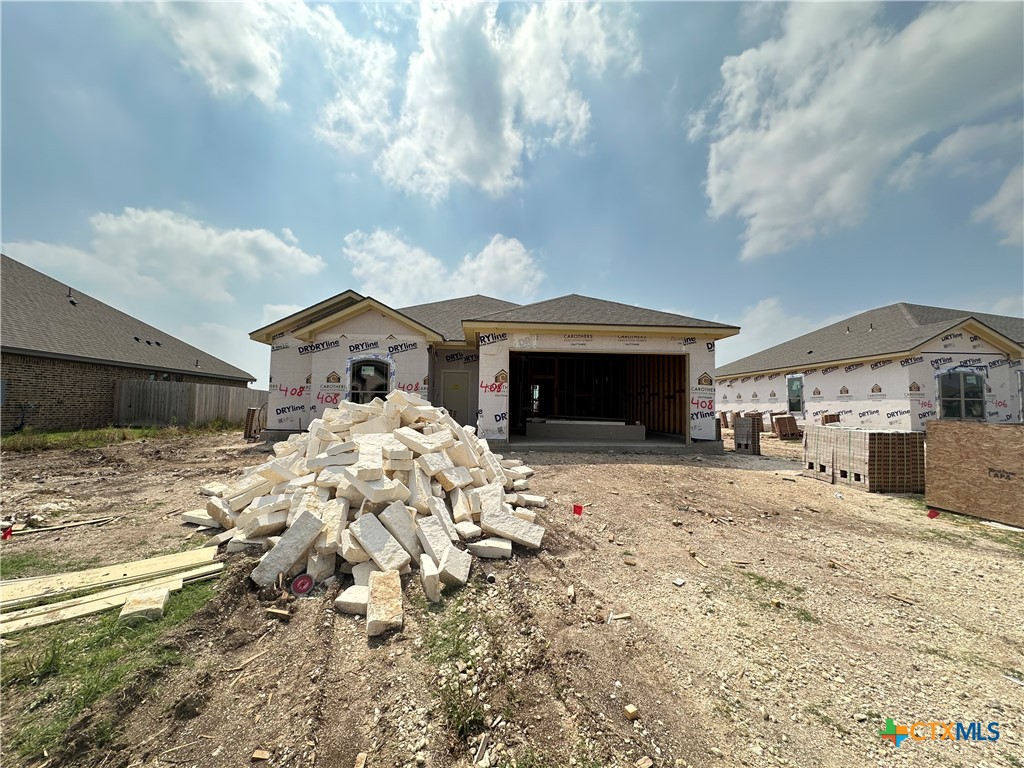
[3,1,1022,389]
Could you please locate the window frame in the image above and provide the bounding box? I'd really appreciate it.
[786,374,804,415]
[938,370,986,421]
[349,358,391,405]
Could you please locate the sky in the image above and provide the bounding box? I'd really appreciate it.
[3,1,1022,390]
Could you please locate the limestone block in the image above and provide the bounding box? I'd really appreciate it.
[503,466,529,482]
[512,479,529,492]
[341,529,371,564]
[181,509,217,527]
[447,440,480,470]
[366,570,403,637]
[439,546,472,586]
[427,497,459,541]
[450,487,474,524]
[349,447,384,481]
[437,466,473,492]
[227,535,268,553]
[512,508,537,524]
[415,515,453,563]
[416,452,454,478]
[285,473,318,492]
[272,441,298,458]
[340,469,411,505]
[469,468,488,487]
[353,560,382,587]
[119,587,169,621]
[315,498,350,554]
[467,537,513,559]
[250,510,324,586]
[315,466,347,489]
[430,481,444,497]
[206,496,237,529]
[383,446,413,460]
[454,521,483,540]
[334,585,369,615]
[243,509,289,538]
[305,436,324,460]
[349,513,412,572]
[306,549,337,583]
[379,501,423,559]
[387,389,431,408]
[480,502,544,549]
[516,493,548,508]
[499,458,523,469]
[477,483,504,521]
[257,459,299,483]
[324,439,357,455]
[407,467,432,513]
[311,424,336,442]
[351,415,395,435]
[383,459,414,471]
[479,451,507,486]
[227,479,276,513]
[395,426,456,455]
[204,529,236,548]
[200,480,232,497]
[287,486,330,526]
[420,555,442,603]
[306,451,359,471]
[235,495,289,531]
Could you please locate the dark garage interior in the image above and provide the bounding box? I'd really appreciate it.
[508,351,689,437]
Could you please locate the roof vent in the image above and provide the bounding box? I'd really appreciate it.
[807,350,813,354]
[845,326,850,334]
[145,340,152,345]
[195,359,201,368]
[134,336,141,342]
[869,323,874,331]
[155,341,162,347]
[68,299,78,306]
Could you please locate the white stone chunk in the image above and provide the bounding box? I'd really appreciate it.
[257,459,299,483]
[420,555,442,603]
[439,546,472,586]
[512,479,529,492]
[339,468,411,505]
[479,451,507,486]
[379,500,423,559]
[181,509,218,527]
[340,529,371,564]
[427,496,459,541]
[200,480,231,497]
[415,451,455,477]
[349,513,412,572]
[306,549,337,583]
[285,473,317,492]
[512,508,537,524]
[243,509,288,538]
[228,534,268,553]
[480,502,544,549]
[383,446,413,460]
[469,468,488,487]
[315,498,350,554]
[353,560,382,587]
[395,426,456,455]
[516,493,548,508]
[324,439,357,456]
[250,510,325,586]
[415,515,453,563]
[437,466,473,492]
[334,585,368,615]
[454,521,483,540]
[366,570,403,637]
[467,537,513,559]
[306,451,359,471]
[119,587,169,621]
[499,458,523,468]
[447,440,480,470]
[206,496,237,529]
[272,441,298,458]
[450,487,474,523]
[407,467,432,513]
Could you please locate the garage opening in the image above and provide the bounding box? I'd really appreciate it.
[509,352,688,439]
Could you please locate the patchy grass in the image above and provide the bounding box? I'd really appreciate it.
[743,571,805,595]
[1,552,67,580]
[0,422,242,453]
[500,747,557,768]
[1,582,215,761]
[804,703,850,734]
[421,587,487,740]
[793,607,821,625]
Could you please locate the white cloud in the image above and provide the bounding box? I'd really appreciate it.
[180,321,271,389]
[149,1,638,201]
[342,229,543,306]
[373,1,640,200]
[715,298,820,367]
[261,304,306,327]
[149,1,293,109]
[4,208,325,305]
[891,119,1024,189]
[990,295,1024,318]
[692,2,1024,259]
[972,165,1024,246]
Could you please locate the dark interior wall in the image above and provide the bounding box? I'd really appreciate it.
[510,351,688,436]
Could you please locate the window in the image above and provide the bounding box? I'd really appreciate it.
[939,371,985,420]
[350,359,390,404]
[786,375,804,414]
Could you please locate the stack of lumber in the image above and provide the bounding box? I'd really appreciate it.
[187,389,546,637]
[0,549,223,635]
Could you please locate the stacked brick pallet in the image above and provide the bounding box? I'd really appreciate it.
[733,416,761,456]
[803,424,924,493]
[774,415,802,440]
[187,389,546,638]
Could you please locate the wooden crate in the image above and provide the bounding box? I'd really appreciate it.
[925,421,1024,527]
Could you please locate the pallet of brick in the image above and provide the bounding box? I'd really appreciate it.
[718,413,730,431]
[774,415,802,440]
[831,428,925,493]
[768,412,788,435]
[803,424,836,483]
[733,416,761,455]
[925,421,1024,527]
[821,414,841,426]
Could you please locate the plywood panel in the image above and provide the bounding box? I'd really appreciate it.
[926,421,1024,526]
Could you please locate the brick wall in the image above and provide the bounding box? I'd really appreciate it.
[0,353,247,433]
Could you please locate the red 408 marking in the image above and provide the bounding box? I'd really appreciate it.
[397,382,421,393]
[316,392,340,405]
[279,385,306,397]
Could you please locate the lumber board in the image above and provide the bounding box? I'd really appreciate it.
[0,548,216,608]
[0,566,223,635]
[0,564,223,622]
[925,421,1024,527]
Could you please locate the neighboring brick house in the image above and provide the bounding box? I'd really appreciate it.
[1,254,255,432]
[716,303,1024,430]
[250,292,740,444]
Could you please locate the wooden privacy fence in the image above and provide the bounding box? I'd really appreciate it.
[114,380,268,427]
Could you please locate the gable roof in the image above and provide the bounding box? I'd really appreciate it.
[1,254,254,382]
[467,294,740,333]
[399,295,520,343]
[717,302,1024,378]
[249,289,365,344]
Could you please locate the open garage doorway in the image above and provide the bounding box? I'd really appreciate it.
[508,352,689,440]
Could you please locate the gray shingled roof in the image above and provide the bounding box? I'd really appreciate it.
[1,254,254,381]
[400,295,521,342]
[470,293,739,330]
[717,302,1024,378]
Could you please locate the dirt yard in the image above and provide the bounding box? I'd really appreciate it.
[1,432,1021,768]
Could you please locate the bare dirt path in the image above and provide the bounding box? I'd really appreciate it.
[1,433,1021,768]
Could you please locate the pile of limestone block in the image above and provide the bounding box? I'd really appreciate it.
[196,389,546,637]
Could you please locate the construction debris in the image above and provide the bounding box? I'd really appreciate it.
[197,389,547,638]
